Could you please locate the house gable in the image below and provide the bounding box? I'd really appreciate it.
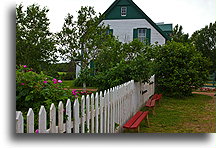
[104,0,144,20]
[102,0,170,41]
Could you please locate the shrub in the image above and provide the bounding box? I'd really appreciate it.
[153,41,211,97]
[16,65,79,113]
[62,72,76,80]
[94,58,151,91]
[73,68,95,87]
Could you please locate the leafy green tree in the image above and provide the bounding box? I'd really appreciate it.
[94,38,123,72]
[153,41,210,97]
[190,22,216,73]
[16,4,58,73]
[57,6,114,89]
[171,24,189,43]
[93,40,153,90]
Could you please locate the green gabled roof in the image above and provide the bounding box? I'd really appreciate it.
[102,0,170,40]
[157,24,173,32]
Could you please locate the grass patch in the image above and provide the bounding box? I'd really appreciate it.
[127,94,215,133]
[62,80,97,90]
[62,80,74,88]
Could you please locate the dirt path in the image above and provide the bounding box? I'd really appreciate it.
[192,92,216,98]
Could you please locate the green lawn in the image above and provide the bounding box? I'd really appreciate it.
[127,94,215,133]
[62,80,97,90]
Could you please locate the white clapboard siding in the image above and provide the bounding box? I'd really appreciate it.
[81,96,85,133]
[16,75,155,133]
[66,99,71,133]
[73,99,79,133]
[27,108,34,133]
[16,111,24,133]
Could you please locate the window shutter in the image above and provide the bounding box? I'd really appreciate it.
[106,29,113,35]
[133,29,138,40]
[146,28,151,44]
[109,29,113,35]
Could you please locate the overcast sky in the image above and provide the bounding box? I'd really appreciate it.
[16,0,216,36]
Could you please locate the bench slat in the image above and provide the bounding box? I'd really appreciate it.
[145,99,152,107]
[150,99,156,107]
[146,99,155,107]
[123,111,143,128]
[130,111,149,129]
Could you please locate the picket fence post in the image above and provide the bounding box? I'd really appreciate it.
[58,101,64,133]
[81,96,85,133]
[66,99,71,133]
[73,99,79,133]
[103,90,107,133]
[16,75,155,134]
[16,111,24,133]
[39,106,47,133]
[50,103,56,133]
[95,92,99,133]
[99,91,103,133]
[86,95,90,133]
[27,108,34,133]
[91,93,95,133]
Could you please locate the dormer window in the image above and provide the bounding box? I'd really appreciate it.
[121,7,127,16]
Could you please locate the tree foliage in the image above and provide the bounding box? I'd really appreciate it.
[171,24,190,43]
[16,4,58,73]
[57,6,112,69]
[92,40,153,90]
[190,22,216,73]
[153,41,210,97]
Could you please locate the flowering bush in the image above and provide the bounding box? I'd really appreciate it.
[16,65,79,113]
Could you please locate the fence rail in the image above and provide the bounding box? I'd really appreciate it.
[16,75,155,133]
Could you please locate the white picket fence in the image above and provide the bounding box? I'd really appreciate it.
[16,75,155,133]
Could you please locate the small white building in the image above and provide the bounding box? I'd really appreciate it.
[101,0,172,44]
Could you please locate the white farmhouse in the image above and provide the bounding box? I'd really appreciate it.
[76,0,172,78]
[101,0,172,44]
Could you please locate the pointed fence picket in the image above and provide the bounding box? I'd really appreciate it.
[16,111,23,133]
[73,99,79,133]
[86,95,90,133]
[50,103,56,133]
[99,91,104,133]
[27,108,34,133]
[91,94,95,133]
[81,96,85,133]
[66,99,71,133]
[95,92,99,133]
[16,76,155,133]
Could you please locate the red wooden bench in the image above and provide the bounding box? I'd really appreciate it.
[123,111,149,132]
[152,94,162,105]
[145,98,156,115]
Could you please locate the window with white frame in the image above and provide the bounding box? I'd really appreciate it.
[138,28,146,42]
[121,7,127,16]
